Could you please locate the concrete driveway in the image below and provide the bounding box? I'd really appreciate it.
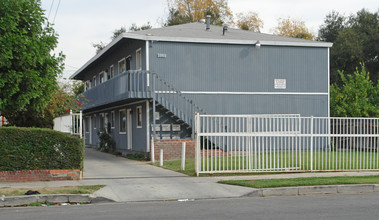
[83,148,256,202]
[83,148,185,179]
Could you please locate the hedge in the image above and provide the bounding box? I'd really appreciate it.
[0,127,83,171]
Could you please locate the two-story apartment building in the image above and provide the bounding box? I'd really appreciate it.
[71,19,332,155]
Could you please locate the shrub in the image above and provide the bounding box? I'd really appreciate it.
[97,123,115,152]
[0,127,83,171]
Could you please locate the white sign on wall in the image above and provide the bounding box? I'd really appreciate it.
[274,79,286,89]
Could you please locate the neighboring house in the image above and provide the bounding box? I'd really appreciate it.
[71,18,332,154]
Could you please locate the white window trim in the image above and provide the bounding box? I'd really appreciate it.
[136,48,142,70]
[110,111,115,128]
[119,109,126,134]
[136,106,142,128]
[118,58,126,74]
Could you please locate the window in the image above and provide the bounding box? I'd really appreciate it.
[126,56,131,71]
[109,65,114,79]
[105,70,109,81]
[118,58,126,74]
[110,111,115,128]
[99,72,105,84]
[119,110,126,133]
[136,106,142,128]
[105,113,109,129]
[85,117,90,133]
[93,76,97,87]
[99,113,105,130]
[93,114,97,129]
[136,49,141,70]
[85,80,91,91]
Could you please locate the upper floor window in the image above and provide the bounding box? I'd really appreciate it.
[126,56,131,71]
[99,72,105,84]
[85,80,91,91]
[118,58,126,74]
[136,49,141,70]
[92,75,97,87]
[109,65,114,79]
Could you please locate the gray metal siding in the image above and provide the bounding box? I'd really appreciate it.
[149,41,328,117]
[84,101,148,153]
[149,42,328,93]
[184,94,328,117]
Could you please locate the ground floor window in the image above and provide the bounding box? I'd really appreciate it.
[93,114,97,129]
[119,110,126,133]
[99,113,105,130]
[136,106,142,128]
[111,111,115,128]
[105,113,109,129]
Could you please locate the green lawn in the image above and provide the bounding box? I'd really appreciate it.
[218,175,379,188]
[155,150,379,176]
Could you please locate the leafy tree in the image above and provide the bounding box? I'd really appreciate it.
[0,0,64,127]
[330,64,379,117]
[318,11,346,42]
[112,26,126,39]
[319,9,379,85]
[165,7,193,26]
[273,17,314,40]
[235,11,263,32]
[93,24,152,54]
[92,41,107,54]
[166,0,233,26]
[129,22,152,32]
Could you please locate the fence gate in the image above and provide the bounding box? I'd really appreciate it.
[53,110,82,138]
[194,114,379,176]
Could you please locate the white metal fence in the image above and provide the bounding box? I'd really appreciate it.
[53,110,82,138]
[194,114,379,175]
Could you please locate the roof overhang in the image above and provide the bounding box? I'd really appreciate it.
[70,33,333,79]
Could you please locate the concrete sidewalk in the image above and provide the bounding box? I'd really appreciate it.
[1,148,379,203]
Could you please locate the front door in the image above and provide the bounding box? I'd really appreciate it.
[127,109,132,150]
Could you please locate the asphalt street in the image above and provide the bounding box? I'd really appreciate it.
[1,193,379,220]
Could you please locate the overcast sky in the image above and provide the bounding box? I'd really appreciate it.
[40,0,378,78]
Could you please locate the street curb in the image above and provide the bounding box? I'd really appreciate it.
[244,184,379,198]
[0,194,114,207]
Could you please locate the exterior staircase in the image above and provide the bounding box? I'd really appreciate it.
[82,70,206,136]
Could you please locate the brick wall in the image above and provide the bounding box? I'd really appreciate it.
[0,169,82,182]
[152,139,195,161]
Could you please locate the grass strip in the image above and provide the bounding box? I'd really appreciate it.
[0,185,105,197]
[155,159,306,177]
[218,175,379,188]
